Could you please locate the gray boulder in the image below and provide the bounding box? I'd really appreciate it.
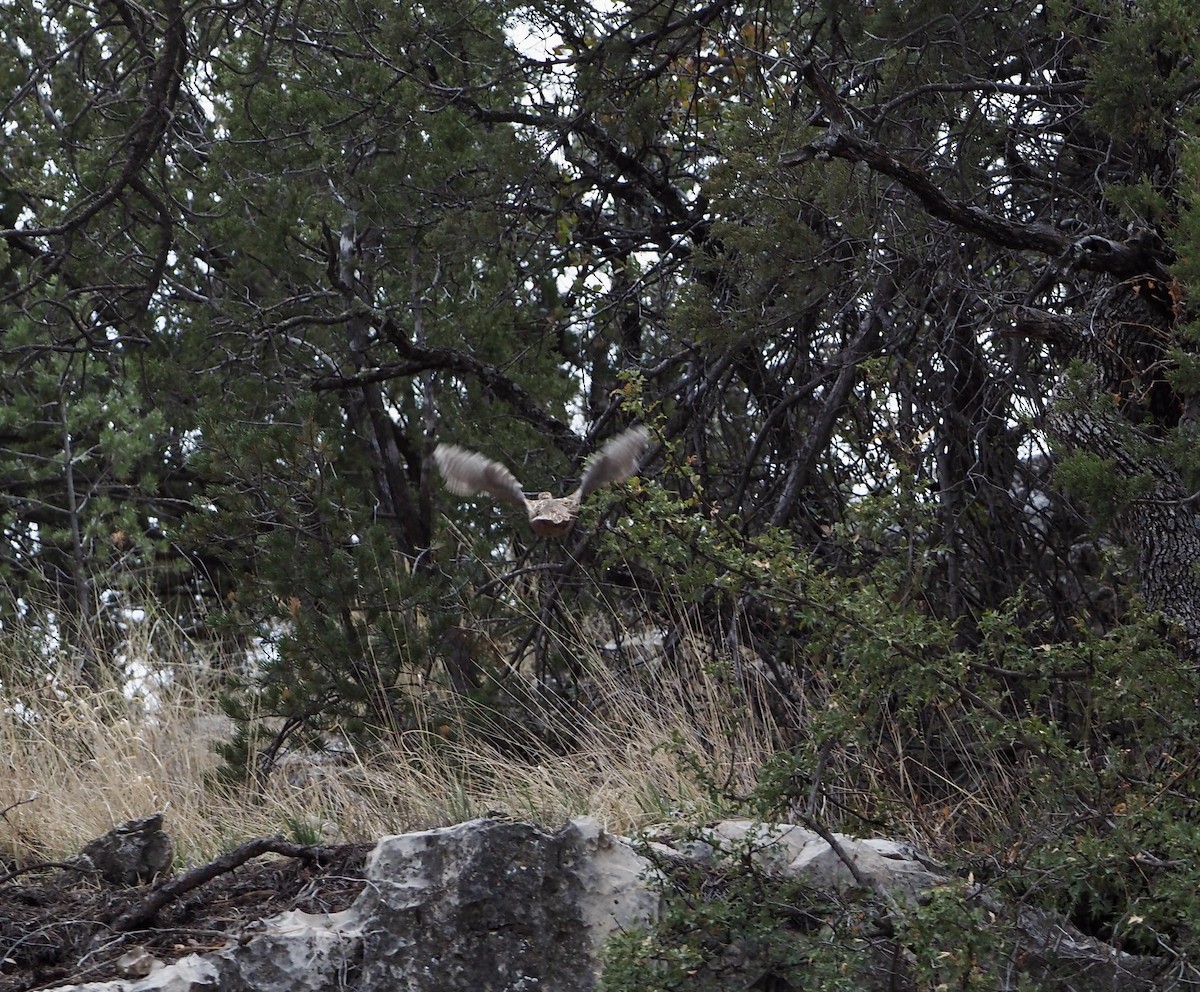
[48,817,658,992]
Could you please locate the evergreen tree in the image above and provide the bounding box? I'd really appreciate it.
[3,0,1200,781]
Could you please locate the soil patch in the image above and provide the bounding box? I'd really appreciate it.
[0,842,371,991]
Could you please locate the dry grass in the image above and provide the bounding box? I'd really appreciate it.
[0,606,784,867]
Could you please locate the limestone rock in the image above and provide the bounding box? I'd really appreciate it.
[702,819,943,905]
[115,947,160,978]
[356,817,660,991]
[38,817,1185,992]
[44,818,657,992]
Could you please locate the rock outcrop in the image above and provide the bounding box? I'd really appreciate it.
[49,817,657,992]
[42,817,1186,992]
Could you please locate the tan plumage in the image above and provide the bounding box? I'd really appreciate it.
[434,426,649,537]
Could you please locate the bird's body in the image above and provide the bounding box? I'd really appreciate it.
[525,492,580,538]
[434,426,649,537]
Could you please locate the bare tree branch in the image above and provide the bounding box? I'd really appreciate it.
[107,837,340,933]
[780,128,1168,279]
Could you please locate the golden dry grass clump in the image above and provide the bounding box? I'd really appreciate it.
[0,606,783,866]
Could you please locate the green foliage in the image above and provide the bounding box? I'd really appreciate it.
[6,1,1200,975]
[743,560,1200,962]
[1058,0,1200,146]
[188,396,461,771]
[602,838,866,992]
[1047,364,1158,524]
[1171,139,1200,305]
[892,882,1007,991]
[281,814,327,847]
[602,834,1042,991]
[1054,451,1151,528]
[1104,178,1172,226]
[598,416,1200,968]
[605,559,1200,983]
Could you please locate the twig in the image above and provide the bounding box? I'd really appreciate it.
[0,860,94,885]
[796,814,874,892]
[108,836,337,933]
[806,738,836,817]
[0,794,38,820]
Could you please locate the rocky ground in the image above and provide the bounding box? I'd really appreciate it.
[0,842,370,991]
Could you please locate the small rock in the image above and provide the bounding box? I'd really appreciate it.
[78,813,174,886]
[115,946,160,978]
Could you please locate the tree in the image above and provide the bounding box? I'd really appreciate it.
[11,0,1200,967]
[3,0,1200,768]
[0,0,202,677]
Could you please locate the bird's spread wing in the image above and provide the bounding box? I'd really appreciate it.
[434,445,527,507]
[576,426,650,502]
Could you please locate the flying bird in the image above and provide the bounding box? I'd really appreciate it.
[434,426,649,537]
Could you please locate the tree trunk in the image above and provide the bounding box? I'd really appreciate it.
[1043,281,1200,655]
